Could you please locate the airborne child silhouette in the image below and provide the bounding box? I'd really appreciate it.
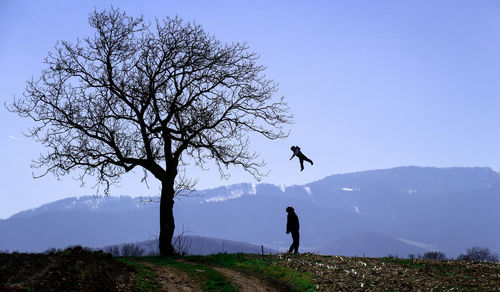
[289,146,313,171]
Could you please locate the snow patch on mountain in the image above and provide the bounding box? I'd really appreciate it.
[250,183,257,195]
[204,196,232,203]
[205,190,243,203]
[304,186,312,195]
[84,198,102,209]
[66,200,77,210]
[203,183,258,203]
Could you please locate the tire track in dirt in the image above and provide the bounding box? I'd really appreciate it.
[139,261,201,291]
[210,265,279,292]
[141,259,280,292]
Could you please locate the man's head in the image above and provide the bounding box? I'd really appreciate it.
[286,206,294,213]
[290,146,295,151]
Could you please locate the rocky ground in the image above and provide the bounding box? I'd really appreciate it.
[1,249,499,291]
[264,253,500,291]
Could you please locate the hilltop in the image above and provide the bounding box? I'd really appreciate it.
[1,249,499,291]
[1,166,499,258]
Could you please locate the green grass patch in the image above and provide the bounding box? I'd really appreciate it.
[380,257,469,278]
[118,258,159,292]
[187,253,316,291]
[140,256,237,292]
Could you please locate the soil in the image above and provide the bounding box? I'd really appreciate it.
[2,249,499,291]
[140,260,279,292]
[210,266,278,292]
[0,249,278,292]
[139,261,201,291]
[0,247,135,291]
[264,253,500,291]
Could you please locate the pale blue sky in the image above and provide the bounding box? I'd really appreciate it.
[1,0,500,219]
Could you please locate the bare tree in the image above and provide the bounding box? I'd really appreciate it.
[8,8,292,255]
[172,227,193,256]
[457,247,499,263]
[121,243,145,257]
[104,245,121,257]
[422,251,446,260]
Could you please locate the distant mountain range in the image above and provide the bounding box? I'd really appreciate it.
[1,166,499,258]
[101,236,278,256]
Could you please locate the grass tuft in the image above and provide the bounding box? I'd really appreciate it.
[141,256,238,291]
[118,258,158,291]
[187,253,316,291]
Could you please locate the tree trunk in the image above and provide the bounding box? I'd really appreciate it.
[159,180,175,256]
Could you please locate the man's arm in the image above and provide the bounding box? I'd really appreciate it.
[289,153,295,160]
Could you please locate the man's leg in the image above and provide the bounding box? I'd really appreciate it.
[299,159,304,171]
[291,231,300,253]
[288,237,294,253]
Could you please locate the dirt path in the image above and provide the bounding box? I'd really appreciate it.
[143,259,280,292]
[140,261,201,291]
[210,265,279,292]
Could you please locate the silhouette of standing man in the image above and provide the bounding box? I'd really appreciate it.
[286,206,300,254]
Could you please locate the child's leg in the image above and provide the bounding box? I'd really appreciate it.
[303,155,313,165]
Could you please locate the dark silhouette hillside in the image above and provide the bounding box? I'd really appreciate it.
[1,167,499,258]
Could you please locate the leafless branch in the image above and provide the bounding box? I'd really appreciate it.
[7,8,292,255]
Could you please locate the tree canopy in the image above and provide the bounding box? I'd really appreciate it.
[9,8,292,255]
[10,8,292,193]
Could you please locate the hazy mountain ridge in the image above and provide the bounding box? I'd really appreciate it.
[102,236,278,256]
[2,166,499,257]
[9,196,149,219]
